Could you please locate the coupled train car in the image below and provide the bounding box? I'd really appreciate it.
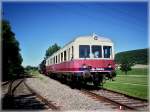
[44,34,116,86]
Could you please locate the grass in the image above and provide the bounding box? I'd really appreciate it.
[112,76,148,85]
[104,82,148,99]
[26,69,44,80]
[116,68,148,75]
[103,68,149,100]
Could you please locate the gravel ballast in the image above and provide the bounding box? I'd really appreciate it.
[25,74,116,111]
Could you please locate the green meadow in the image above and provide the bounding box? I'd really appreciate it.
[103,68,149,100]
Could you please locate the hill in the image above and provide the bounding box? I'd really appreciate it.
[115,48,149,64]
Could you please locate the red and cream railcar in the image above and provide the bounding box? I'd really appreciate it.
[45,34,116,86]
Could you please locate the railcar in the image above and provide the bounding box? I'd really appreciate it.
[38,59,46,74]
[45,34,116,86]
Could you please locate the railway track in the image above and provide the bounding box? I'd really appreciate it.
[23,80,60,110]
[2,78,60,110]
[81,88,149,111]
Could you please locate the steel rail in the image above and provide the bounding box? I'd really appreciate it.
[81,89,139,110]
[24,80,60,110]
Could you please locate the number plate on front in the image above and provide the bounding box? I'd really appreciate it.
[96,68,104,70]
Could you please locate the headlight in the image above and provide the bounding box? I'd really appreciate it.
[108,64,112,68]
[91,68,95,71]
[82,64,87,68]
[82,64,92,70]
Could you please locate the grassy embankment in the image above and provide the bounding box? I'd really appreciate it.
[103,68,148,100]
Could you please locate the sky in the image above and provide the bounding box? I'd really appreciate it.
[2,1,148,67]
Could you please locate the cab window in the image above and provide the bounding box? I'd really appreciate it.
[103,46,112,58]
[79,45,90,58]
[92,45,102,58]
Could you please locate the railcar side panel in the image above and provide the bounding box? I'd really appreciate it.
[46,59,115,73]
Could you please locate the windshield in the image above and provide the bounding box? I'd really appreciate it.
[92,45,102,58]
[79,45,112,59]
[79,45,90,58]
[103,46,112,58]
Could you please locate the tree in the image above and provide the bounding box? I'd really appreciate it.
[2,20,24,81]
[45,43,61,58]
[25,65,38,71]
[120,59,134,75]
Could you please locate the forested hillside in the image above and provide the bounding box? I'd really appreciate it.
[115,48,148,64]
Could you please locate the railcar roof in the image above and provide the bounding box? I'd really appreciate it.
[64,34,112,47]
[47,34,113,59]
[74,35,112,42]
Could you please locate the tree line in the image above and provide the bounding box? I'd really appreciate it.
[2,19,61,81]
[2,20,24,81]
[115,48,148,65]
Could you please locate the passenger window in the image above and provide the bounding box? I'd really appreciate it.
[103,46,112,58]
[64,51,66,61]
[72,46,74,59]
[56,56,57,63]
[79,45,90,58]
[68,48,70,60]
[61,52,63,62]
[92,45,102,58]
